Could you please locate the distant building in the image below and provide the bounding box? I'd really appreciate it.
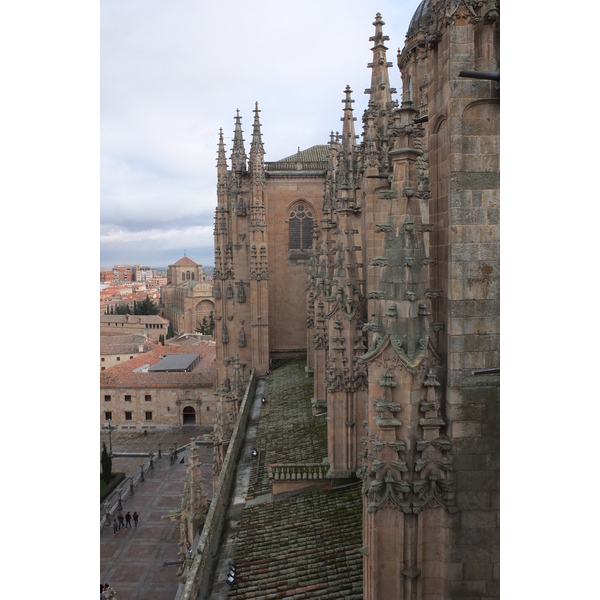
[100,269,116,284]
[100,333,159,370]
[113,267,132,283]
[161,255,215,335]
[100,340,217,428]
[100,284,161,315]
[100,313,169,341]
[149,276,167,287]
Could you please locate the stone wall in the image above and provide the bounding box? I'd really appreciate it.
[175,369,258,600]
[448,377,500,598]
[100,386,216,428]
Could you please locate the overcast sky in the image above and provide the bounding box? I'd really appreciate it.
[100,0,417,269]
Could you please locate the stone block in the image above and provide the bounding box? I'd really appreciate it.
[490,490,499,510]
[453,436,499,457]
[452,453,487,471]
[447,316,498,336]
[482,189,499,209]
[452,421,482,438]
[455,490,490,511]
[485,580,500,596]
[448,298,500,319]
[447,562,464,580]
[449,580,486,596]
[479,243,499,261]
[479,225,499,244]
[456,470,498,492]
[479,136,500,156]
[451,543,491,565]
[461,136,480,155]
[464,561,493,581]
[455,525,498,547]
[486,208,499,225]
[455,171,500,191]
[461,510,498,529]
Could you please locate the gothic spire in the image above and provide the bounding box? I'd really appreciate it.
[250,102,264,156]
[231,109,247,173]
[217,127,227,170]
[340,85,356,149]
[365,13,397,131]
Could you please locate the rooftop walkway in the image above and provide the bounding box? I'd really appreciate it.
[215,360,363,600]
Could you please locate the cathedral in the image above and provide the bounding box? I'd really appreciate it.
[212,1,499,598]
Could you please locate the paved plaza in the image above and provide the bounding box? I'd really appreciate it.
[100,425,213,600]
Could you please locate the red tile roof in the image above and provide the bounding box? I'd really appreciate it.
[100,341,216,389]
[171,256,199,267]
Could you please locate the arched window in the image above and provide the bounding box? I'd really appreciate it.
[186,271,190,280]
[181,272,185,281]
[191,272,195,280]
[289,203,313,251]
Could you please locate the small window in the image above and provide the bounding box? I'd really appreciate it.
[101,367,105,371]
[145,412,152,421]
[125,412,133,421]
[104,395,111,402]
[130,356,133,359]
[124,395,131,402]
[145,395,151,402]
[105,411,112,420]
[101,357,105,362]
[117,357,121,362]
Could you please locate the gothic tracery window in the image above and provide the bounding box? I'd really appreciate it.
[289,203,313,251]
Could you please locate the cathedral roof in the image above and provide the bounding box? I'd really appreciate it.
[171,256,199,267]
[276,145,329,163]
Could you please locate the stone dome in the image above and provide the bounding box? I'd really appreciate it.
[406,0,434,38]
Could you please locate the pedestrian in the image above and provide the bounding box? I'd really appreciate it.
[112,519,118,535]
[117,512,124,530]
[125,511,132,529]
[133,511,139,528]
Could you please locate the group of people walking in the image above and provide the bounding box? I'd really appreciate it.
[112,510,139,534]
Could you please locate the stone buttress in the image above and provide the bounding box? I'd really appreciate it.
[212,106,270,478]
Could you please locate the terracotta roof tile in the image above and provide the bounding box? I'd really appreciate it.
[100,341,216,389]
[171,256,199,267]
[276,145,329,163]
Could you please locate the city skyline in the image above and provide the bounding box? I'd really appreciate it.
[100,0,416,268]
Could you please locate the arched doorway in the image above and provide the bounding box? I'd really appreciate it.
[182,406,196,425]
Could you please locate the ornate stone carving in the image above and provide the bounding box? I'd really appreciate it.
[236,281,246,303]
[237,324,246,347]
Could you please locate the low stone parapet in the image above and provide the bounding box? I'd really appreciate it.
[270,463,330,496]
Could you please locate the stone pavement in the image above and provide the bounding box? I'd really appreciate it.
[100,426,213,600]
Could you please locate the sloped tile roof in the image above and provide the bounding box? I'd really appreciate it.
[100,342,216,389]
[171,256,199,267]
[100,315,169,325]
[226,360,363,598]
[228,486,363,599]
[100,333,149,355]
[276,145,329,163]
